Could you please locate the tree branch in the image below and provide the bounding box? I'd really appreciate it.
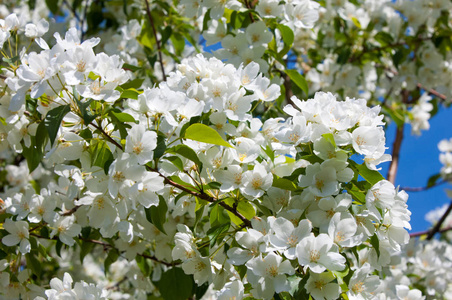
[150,167,252,227]
[144,0,167,81]
[426,200,452,240]
[90,122,124,151]
[401,180,447,192]
[387,90,408,184]
[410,225,452,238]
[387,122,404,184]
[417,83,448,102]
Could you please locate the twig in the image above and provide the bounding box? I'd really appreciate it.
[401,180,447,192]
[90,122,124,151]
[150,167,252,227]
[62,0,82,23]
[417,83,448,102]
[427,201,452,240]
[31,233,176,266]
[410,225,452,238]
[243,0,255,23]
[387,90,408,184]
[144,0,166,81]
[61,206,81,216]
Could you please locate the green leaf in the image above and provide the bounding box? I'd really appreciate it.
[155,268,194,300]
[120,89,140,100]
[90,140,114,172]
[207,222,230,247]
[121,78,144,89]
[346,182,367,204]
[210,205,230,227]
[349,160,384,186]
[272,176,298,191]
[321,133,337,148]
[427,173,441,188]
[161,26,173,45]
[370,234,380,258]
[22,123,47,173]
[145,196,168,234]
[25,253,42,277]
[163,156,185,171]
[104,249,120,274]
[46,0,60,14]
[76,99,96,125]
[154,131,167,160]
[184,123,233,148]
[277,24,294,46]
[276,24,294,57]
[284,69,309,96]
[168,144,203,171]
[44,105,71,146]
[374,31,394,46]
[122,63,141,72]
[225,199,255,226]
[108,111,136,123]
[136,255,151,276]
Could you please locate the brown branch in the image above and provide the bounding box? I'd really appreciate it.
[427,201,452,240]
[387,90,408,184]
[144,0,166,81]
[90,122,124,151]
[31,233,176,266]
[401,180,447,192]
[410,225,452,238]
[417,83,448,102]
[61,205,80,216]
[243,0,255,23]
[149,167,252,227]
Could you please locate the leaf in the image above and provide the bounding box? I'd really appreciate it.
[168,144,203,171]
[277,24,294,57]
[122,63,141,72]
[25,253,42,277]
[346,182,367,204]
[427,173,441,188]
[76,99,96,125]
[155,268,194,300]
[348,160,384,186]
[370,234,380,258]
[374,31,394,46]
[225,199,255,226]
[120,89,140,100]
[104,249,120,274]
[154,131,167,160]
[209,205,230,227]
[108,110,136,123]
[44,105,71,146]
[145,196,168,234]
[121,78,144,89]
[272,176,298,191]
[163,155,185,171]
[90,140,114,172]
[184,123,233,148]
[277,24,294,46]
[284,69,309,96]
[207,222,230,247]
[46,0,60,14]
[322,133,337,148]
